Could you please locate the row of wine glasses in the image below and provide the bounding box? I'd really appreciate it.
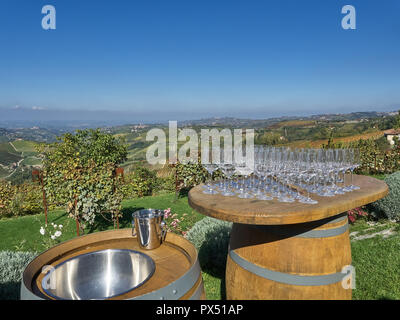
[202,146,361,204]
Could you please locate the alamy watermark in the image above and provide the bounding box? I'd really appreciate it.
[145,121,255,169]
[41,5,56,30]
[42,265,56,290]
[341,5,356,30]
[40,5,356,31]
[342,265,356,289]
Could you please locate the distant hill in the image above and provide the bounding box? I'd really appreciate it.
[177,111,395,128]
[0,127,58,143]
[0,109,398,182]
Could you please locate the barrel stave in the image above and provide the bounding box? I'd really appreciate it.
[226,214,352,300]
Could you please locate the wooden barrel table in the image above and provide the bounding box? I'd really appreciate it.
[21,229,205,300]
[188,175,388,300]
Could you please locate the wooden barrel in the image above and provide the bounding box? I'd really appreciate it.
[226,213,352,300]
[21,229,205,300]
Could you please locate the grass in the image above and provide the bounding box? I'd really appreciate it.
[0,192,203,252]
[0,142,19,154]
[20,157,42,166]
[0,166,10,178]
[0,193,399,300]
[352,232,400,300]
[11,140,37,153]
[0,142,22,166]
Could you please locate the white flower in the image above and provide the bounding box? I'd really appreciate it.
[54,231,62,238]
[58,225,63,229]
[40,227,45,235]
[51,235,56,240]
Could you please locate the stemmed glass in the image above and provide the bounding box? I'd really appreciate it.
[275,148,295,203]
[332,149,346,194]
[254,147,273,200]
[344,148,360,191]
[202,148,219,195]
[316,149,334,197]
[298,149,318,204]
[202,163,219,194]
[200,145,361,202]
[219,148,236,196]
[235,160,254,199]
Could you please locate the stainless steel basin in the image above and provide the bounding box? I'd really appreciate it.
[41,249,155,300]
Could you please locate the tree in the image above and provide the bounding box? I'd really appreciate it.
[37,129,128,235]
[395,110,400,129]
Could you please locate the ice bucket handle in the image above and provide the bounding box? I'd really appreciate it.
[132,220,137,237]
[161,220,167,242]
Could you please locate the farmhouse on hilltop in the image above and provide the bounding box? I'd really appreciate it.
[384,129,400,145]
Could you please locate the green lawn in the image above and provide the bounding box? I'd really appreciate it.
[0,192,399,300]
[352,231,400,300]
[0,193,203,253]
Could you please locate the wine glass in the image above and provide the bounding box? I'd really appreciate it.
[219,148,236,196]
[235,160,254,199]
[347,148,360,191]
[202,147,220,195]
[202,163,219,194]
[298,150,318,204]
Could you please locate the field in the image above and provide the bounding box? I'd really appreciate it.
[20,157,42,166]
[283,131,385,148]
[0,142,22,166]
[0,140,42,182]
[0,166,9,178]
[269,120,316,129]
[11,140,38,153]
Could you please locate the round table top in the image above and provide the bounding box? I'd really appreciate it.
[188,174,388,225]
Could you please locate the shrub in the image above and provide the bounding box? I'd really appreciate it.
[0,182,43,218]
[0,181,15,218]
[121,166,159,198]
[157,175,176,193]
[372,171,400,221]
[175,161,209,191]
[172,160,224,195]
[38,129,128,234]
[186,217,232,276]
[10,184,43,217]
[347,207,368,223]
[163,208,188,236]
[0,251,37,300]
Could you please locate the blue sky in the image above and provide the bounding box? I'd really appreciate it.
[0,0,399,122]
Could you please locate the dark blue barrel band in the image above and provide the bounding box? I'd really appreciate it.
[254,215,348,239]
[189,281,204,300]
[229,249,350,286]
[326,214,347,225]
[296,223,348,238]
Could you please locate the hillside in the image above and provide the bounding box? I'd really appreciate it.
[0,127,58,143]
[0,140,41,181]
[0,110,398,181]
[0,142,22,166]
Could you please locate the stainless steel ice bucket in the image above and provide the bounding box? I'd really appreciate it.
[132,209,167,250]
